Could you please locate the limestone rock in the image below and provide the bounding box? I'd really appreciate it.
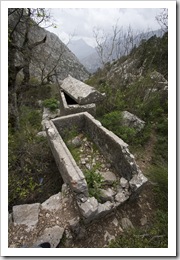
[121,111,145,132]
[9,11,89,83]
[129,172,148,192]
[36,131,46,138]
[104,231,115,244]
[42,107,60,121]
[115,191,129,205]
[13,203,40,228]
[112,218,119,227]
[61,75,105,105]
[120,177,129,189]
[34,226,64,248]
[68,217,86,240]
[100,171,117,184]
[99,188,116,202]
[41,192,62,212]
[97,201,114,218]
[140,216,148,226]
[68,136,82,148]
[8,212,12,225]
[121,218,134,230]
[78,197,98,222]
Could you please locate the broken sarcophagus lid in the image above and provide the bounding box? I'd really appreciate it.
[59,75,105,116]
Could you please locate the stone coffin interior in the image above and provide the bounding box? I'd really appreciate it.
[46,112,147,223]
[59,90,96,116]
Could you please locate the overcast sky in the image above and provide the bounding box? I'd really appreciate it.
[47,8,163,47]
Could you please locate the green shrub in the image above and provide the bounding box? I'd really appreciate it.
[84,168,104,201]
[148,165,168,212]
[42,98,59,111]
[100,111,138,144]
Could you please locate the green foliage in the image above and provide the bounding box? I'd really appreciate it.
[100,110,151,145]
[96,84,126,117]
[42,98,59,111]
[84,168,104,201]
[19,106,42,130]
[18,84,52,108]
[136,33,168,79]
[109,165,168,248]
[148,165,168,211]
[109,222,168,248]
[8,102,62,209]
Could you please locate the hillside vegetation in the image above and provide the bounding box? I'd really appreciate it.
[8,24,168,247]
[85,32,168,247]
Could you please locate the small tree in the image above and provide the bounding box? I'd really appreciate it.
[155,8,168,32]
[8,8,53,129]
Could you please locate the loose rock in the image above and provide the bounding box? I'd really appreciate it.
[41,192,62,212]
[34,226,64,248]
[121,218,134,230]
[13,203,40,229]
[100,171,117,184]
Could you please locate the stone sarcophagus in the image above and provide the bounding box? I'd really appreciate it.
[45,112,147,224]
[59,75,105,116]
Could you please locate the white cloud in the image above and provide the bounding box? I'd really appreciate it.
[47,8,163,46]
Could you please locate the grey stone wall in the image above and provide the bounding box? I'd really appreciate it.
[45,112,147,224]
[44,120,88,197]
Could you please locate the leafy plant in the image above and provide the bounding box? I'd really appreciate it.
[42,98,59,111]
[84,168,104,201]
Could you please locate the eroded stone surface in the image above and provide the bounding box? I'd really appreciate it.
[121,218,134,230]
[115,191,129,205]
[121,111,145,132]
[13,203,40,228]
[78,197,98,221]
[41,192,62,212]
[34,226,64,248]
[120,177,129,189]
[61,75,105,105]
[100,171,117,184]
[99,188,116,202]
[129,172,148,192]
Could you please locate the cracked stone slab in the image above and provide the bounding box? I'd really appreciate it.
[61,75,105,105]
[13,203,40,228]
[41,192,62,212]
[34,226,64,248]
